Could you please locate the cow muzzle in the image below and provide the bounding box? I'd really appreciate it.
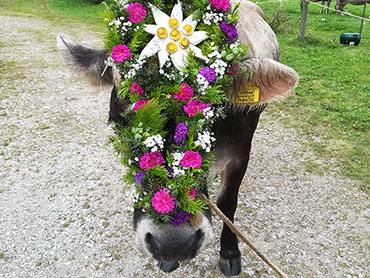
[134,211,213,272]
[145,229,204,262]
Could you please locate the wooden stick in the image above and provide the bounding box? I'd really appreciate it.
[202,194,288,278]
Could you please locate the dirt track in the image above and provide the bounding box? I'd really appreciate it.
[0,14,369,278]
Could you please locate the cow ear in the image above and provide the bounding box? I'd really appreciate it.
[56,34,120,87]
[231,58,299,106]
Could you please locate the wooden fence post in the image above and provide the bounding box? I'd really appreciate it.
[359,2,367,35]
[300,0,308,38]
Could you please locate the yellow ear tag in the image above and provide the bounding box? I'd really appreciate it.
[236,81,259,104]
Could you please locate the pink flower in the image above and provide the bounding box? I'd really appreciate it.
[130,82,144,98]
[189,188,196,201]
[152,188,175,214]
[173,83,194,102]
[180,151,202,168]
[209,0,230,11]
[183,99,212,118]
[111,44,131,62]
[229,63,240,77]
[134,99,151,112]
[182,187,196,201]
[127,3,146,24]
[139,151,165,171]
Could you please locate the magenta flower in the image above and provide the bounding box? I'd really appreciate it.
[209,0,230,11]
[220,21,238,42]
[198,67,216,83]
[151,188,175,214]
[183,99,212,118]
[180,151,202,168]
[134,99,151,112]
[173,83,194,102]
[127,3,146,24]
[130,82,144,98]
[111,44,131,62]
[189,188,196,201]
[139,151,165,171]
[229,63,240,77]
[171,211,191,227]
[174,122,188,144]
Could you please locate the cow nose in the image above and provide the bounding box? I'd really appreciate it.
[145,229,204,262]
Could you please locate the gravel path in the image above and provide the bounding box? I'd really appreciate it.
[0,15,369,278]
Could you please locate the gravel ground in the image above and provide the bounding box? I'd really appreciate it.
[0,15,369,278]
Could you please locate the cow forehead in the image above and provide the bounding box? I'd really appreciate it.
[234,0,280,60]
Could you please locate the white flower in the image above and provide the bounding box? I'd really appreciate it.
[172,152,184,166]
[197,74,209,95]
[144,134,165,151]
[170,151,185,177]
[210,59,227,77]
[126,187,140,206]
[173,167,185,177]
[230,42,240,49]
[195,130,215,152]
[202,8,225,25]
[204,107,214,119]
[139,1,208,71]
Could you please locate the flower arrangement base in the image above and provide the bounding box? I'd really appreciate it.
[105,0,247,226]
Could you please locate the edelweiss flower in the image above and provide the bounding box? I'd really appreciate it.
[139,1,208,71]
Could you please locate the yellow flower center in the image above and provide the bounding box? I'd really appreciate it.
[166,42,178,54]
[170,29,181,41]
[179,37,190,50]
[168,18,179,29]
[183,24,193,36]
[157,27,168,39]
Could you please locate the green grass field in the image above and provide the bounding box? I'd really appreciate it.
[1,0,369,191]
[257,1,369,192]
[0,0,105,29]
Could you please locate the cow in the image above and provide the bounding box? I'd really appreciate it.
[335,0,369,15]
[57,0,299,276]
[313,0,333,13]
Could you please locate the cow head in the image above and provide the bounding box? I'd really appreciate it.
[134,204,213,271]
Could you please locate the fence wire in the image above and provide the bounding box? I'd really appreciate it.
[254,0,370,22]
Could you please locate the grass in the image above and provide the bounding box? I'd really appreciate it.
[0,0,104,29]
[257,1,370,192]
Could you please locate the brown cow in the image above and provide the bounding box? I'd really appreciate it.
[335,0,369,15]
[313,0,334,13]
[57,0,299,275]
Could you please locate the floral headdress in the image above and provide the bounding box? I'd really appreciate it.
[104,0,247,226]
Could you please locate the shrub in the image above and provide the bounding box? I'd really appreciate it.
[262,6,289,33]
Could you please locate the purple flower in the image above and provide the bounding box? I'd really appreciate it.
[135,172,145,184]
[220,21,238,42]
[166,166,173,178]
[174,122,188,144]
[198,67,216,83]
[171,211,191,227]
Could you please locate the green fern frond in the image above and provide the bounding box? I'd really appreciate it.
[104,26,121,52]
[132,100,167,135]
[201,85,228,104]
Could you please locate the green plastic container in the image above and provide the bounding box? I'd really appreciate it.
[340,33,361,46]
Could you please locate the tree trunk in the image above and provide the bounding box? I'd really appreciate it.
[300,0,308,38]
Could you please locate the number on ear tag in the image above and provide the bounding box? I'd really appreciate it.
[236,81,259,104]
